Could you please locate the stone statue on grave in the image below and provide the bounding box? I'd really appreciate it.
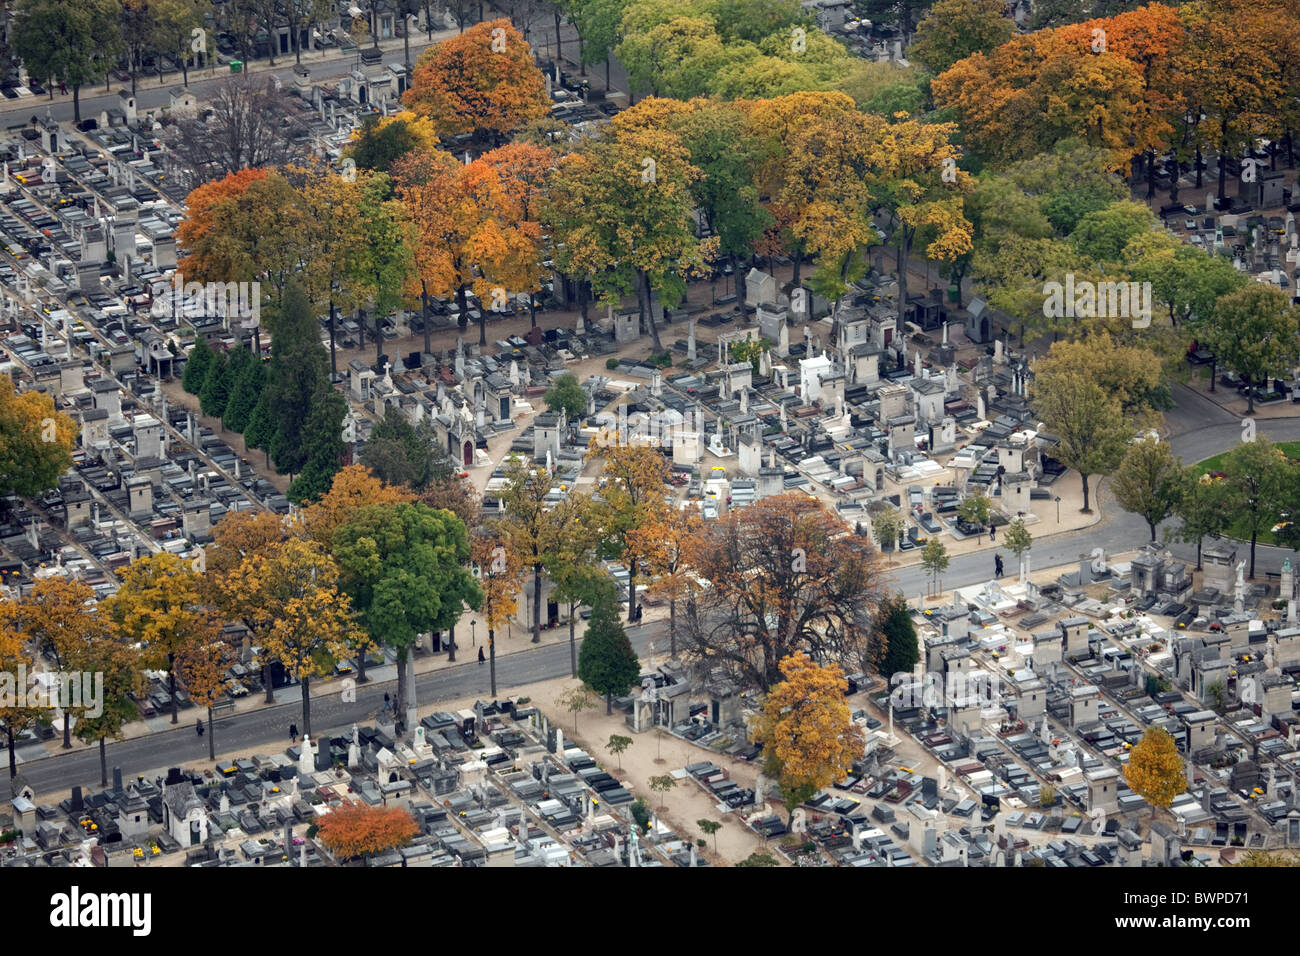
[1235,560,1246,590]
[298,735,315,777]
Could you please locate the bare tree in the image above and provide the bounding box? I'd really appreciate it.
[161,75,309,190]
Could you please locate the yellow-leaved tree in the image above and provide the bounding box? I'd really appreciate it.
[1124,726,1186,811]
[0,373,77,499]
[751,651,864,820]
[471,525,523,697]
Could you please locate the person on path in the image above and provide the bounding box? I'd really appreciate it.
[995,554,1004,578]
[289,723,298,743]
[478,647,485,664]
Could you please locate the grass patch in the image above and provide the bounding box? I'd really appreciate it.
[1192,442,1300,546]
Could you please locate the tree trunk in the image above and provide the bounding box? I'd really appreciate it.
[264,663,274,703]
[1169,158,1180,202]
[207,704,215,760]
[1147,519,1156,541]
[301,675,312,737]
[375,312,383,363]
[1195,536,1203,571]
[73,85,81,125]
[1209,357,1216,392]
[1080,473,1091,513]
[6,725,15,777]
[328,299,338,375]
[1250,531,1258,580]
[628,565,638,622]
[456,284,469,332]
[489,628,497,696]
[1145,150,1156,199]
[529,291,537,329]
[669,597,676,657]
[638,269,662,352]
[356,642,369,684]
[554,9,562,61]
[169,652,179,724]
[421,284,432,355]
[447,623,456,661]
[479,305,487,347]
[568,600,577,677]
[606,691,612,715]
[1217,124,1229,202]
[99,736,108,787]
[1195,146,1203,188]
[532,563,542,643]
[396,649,407,719]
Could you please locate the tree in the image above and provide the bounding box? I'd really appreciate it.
[542,493,612,677]
[697,818,721,853]
[588,445,671,621]
[546,109,702,352]
[316,803,418,861]
[1112,437,1182,541]
[499,458,561,644]
[13,0,121,124]
[404,19,549,143]
[682,492,886,689]
[870,507,902,553]
[607,733,632,769]
[105,552,213,726]
[578,597,641,713]
[920,538,949,595]
[72,628,145,787]
[361,408,455,492]
[286,385,348,505]
[876,595,918,679]
[626,507,701,657]
[751,651,864,820]
[150,0,212,87]
[231,537,364,736]
[1031,368,1129,513]
[222,345,266,435]
[1200,285,1300,414]
[198,349,232,419]
[1218,438,1294,579]
[161,75,308,191]
[471,526,524,697]
[544,373,588,423]
[1032,334,1168,424]
[1124,726,1186,810]
[301,464,416,550]
[648,772,677,809]
[1172,469,1229,570]
[737,851,780,866]
[956,492,992,539]
[1003,517,1033,579]
[265,281,332,479]
[175,634,229,762]
[0,578,98,751]
[556,682,598,732]
[0,374,77,499]
[0,626,46,777]
[909,0,1013,74]
[332,502,482,717]
[346,111,442,173]
[181,336,213,394]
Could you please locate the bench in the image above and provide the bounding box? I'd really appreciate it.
[211,699,236,717]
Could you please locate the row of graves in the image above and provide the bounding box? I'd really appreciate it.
[880,545,1300,864]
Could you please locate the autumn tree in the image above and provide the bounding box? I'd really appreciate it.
[404,19,549,144]
[300,464,416,550]
[72,629,145,787]
[175,634,230,762]
[909,0,1013,74]
[751,651,865,820]
[231,537,364,736]
[104,553,214,727]
[1199,285,1300,415]
[346,110,442,173]
[546,106,702,352]
[1112,437,1182,541]
[316,802,418,861]
[589,445,672,621]
[0,589,62,762]
[1031,368,1129,513]
[332,503,482,718]
[471,526,524,697]
[0,374,77,499]
[542,492,612,676]
[681,492,886,690]
[1124,726,1186,810]
[626,507,701,657]
[578,596,641,714]
[499,457,561,644]
[1032,333,1169,425]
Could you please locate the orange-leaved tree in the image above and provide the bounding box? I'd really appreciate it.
[471,525,524,697]
[316,802,418,861]
[626,506,701,658]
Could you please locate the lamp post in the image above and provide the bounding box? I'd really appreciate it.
[470,619,476,647]
[1055,496,1061,524]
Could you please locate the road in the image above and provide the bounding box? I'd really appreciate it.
[9,620,670,796]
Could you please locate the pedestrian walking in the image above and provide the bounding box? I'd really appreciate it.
[989,524,996,541]
[478,647,485,664]
[995,554,1004,578]
[289,723,298,743]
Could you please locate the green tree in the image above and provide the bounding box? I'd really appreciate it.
[198,349,232,419]
[220,345,254,432]
[13,0,122,124]
[736,851,779,866]
[266,280,331,477]
[1172,470,1229,570]
[181,335,213,394]
[1200,284,1300,414]
[1030,368,1128,513]
[556,682,598,732]
[1069,200,1157,263]
[920,537,949,595]
[1218,438,1294,579]
[870,507,903,553]
[221,346,266,434]
[607,733,632,769]
[543,372,588,423]
[909,0,1013,74]
[1112,437,1182,542]
[287,385,347,504]
[697,818,722,853]
[578,597,641,714]
[1002,517,1033,578]
[332,502,483,717]
[648,772,677,809]
[877,594,918,679]
[72,629,144,787]
[360,406,455,492]
[956,492,992,539]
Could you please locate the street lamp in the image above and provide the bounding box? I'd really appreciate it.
[1055,496,1061,523]
[470,620,476,646]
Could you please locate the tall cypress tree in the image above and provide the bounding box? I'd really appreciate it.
[199,350,231,419]
[181,336,212,394]
[222,346,264,434]
[266,280,330,476]
[578,597,641,714]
